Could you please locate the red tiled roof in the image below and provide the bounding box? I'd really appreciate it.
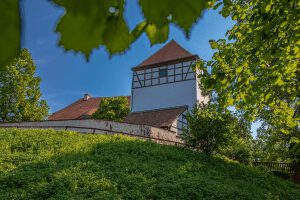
[48,96,130,121]
[133,40,198,71]
[124,106,187,128]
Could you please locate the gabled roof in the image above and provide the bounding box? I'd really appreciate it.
[124,106,187,128]
[133,40,198,71]
[48,96,130,121]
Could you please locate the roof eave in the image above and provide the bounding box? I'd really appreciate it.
[131,55,199,71]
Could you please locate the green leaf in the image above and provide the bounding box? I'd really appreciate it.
[264,4,271,12]
[221,7,231,18]
[138,0,207,36]
[56,11,105,60]
[103,17,133,55]
[132,21,148,42]
[0,0,20,68]
[132,22,170,46]
[145,24,169,46]
[53,0,130,59]
[209,40,218,49]
[236,66,243,73]
[213,2,223,10]
[52,0,210,58]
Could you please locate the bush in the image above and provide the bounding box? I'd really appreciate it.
[218,135,253,162]
[272,171,291,180]
[182,104,234,155]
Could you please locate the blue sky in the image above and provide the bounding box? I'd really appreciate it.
[22,0,260,134]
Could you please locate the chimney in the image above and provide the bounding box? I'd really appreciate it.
[83,93,91,101]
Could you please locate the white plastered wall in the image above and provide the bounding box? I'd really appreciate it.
[196,68,210,105]
[132,80,197,112]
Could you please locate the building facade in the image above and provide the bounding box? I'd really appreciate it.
[125,40,209,134]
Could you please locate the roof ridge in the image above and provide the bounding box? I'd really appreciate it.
[134,40,195,69]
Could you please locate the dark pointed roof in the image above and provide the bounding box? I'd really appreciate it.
[133,40,198,71]
[124,106,187,128]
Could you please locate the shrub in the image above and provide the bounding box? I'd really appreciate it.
[272,171,291,180]
[92,96,129,122]
[182,104,233,155]
[218,135,253,162]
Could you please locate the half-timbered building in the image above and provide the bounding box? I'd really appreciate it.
[125,40,208,134]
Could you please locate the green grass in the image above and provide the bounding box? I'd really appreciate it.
[0,128,299,199]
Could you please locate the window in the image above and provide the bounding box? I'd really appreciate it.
[159,68,168,77]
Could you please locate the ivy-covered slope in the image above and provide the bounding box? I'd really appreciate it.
[0,128,299,199]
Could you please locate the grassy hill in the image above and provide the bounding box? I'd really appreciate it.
[0,128,299,199]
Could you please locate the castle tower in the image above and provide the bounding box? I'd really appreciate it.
[125,40,208,134]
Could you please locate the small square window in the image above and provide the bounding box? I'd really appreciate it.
[159,68,168,77]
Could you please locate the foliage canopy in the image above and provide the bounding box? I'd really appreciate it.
[197,0,300,138]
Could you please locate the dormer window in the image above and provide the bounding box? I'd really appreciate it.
[159,68,168,77]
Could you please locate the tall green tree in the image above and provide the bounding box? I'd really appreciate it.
[0,49,49,122]
[252,123,292,162]
[92,96,130,122]
[197,0,299,139]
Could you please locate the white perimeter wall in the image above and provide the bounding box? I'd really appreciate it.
[0,119,182,144]
[131,79,197,112]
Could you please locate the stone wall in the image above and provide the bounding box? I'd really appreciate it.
[0,119,183,145]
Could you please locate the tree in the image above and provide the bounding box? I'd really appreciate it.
[0,49,49,122]
[217,116,253,162]
[252,123,296,162]
[197,0,299,139]
[92,96,130,122]
[182,104,233,155]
